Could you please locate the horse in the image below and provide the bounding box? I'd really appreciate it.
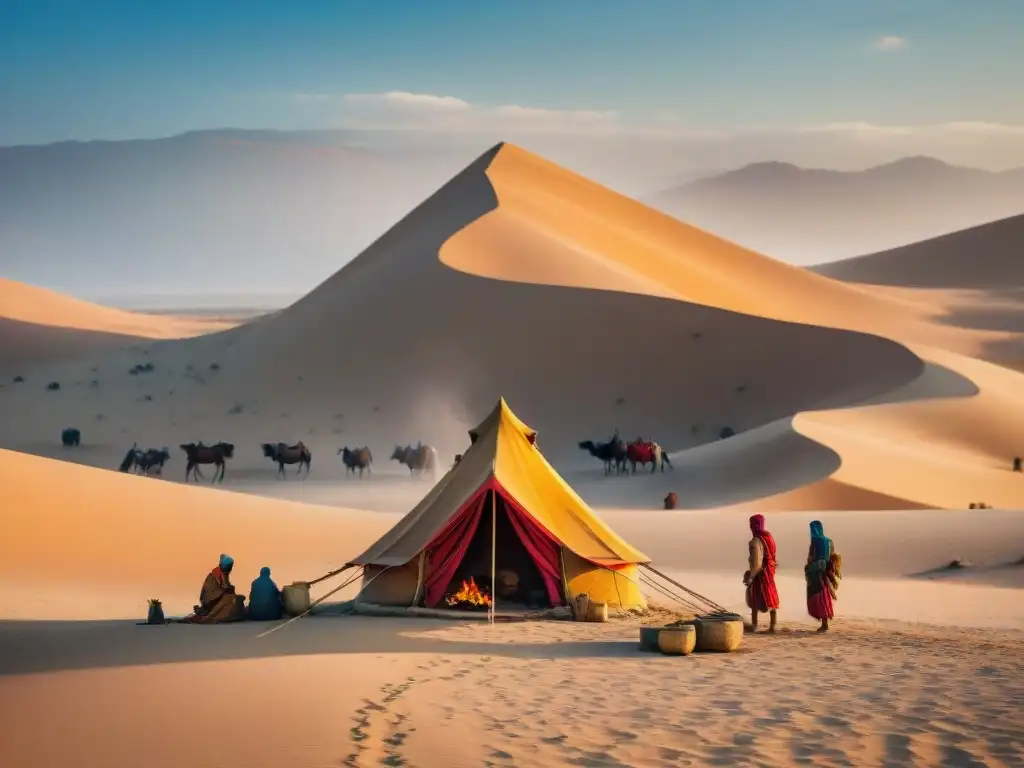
[262,441,311,478]
[118,444,171,476]
[578,434,628,476]
[391,443,439,479]
[180,441,234,483]
[135,447,171,476]
[626,438,674,474]
[61,428,81,447]
[337,446,373,478]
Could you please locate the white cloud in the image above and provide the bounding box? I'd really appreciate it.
[492,104,618,123]
[342,91,471,110]
[801,121,1024,138]
[872,35,907,51]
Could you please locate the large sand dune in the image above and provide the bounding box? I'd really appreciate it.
[2,142,1022,510]
[4,143,1024,768]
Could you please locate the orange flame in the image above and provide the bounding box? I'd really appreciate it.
[445,577,492,608]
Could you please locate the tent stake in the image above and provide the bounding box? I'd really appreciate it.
[490,489,497,625]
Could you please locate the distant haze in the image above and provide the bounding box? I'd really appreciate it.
[2,129,1023,300]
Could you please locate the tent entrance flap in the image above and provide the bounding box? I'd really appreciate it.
[427,489,565,609]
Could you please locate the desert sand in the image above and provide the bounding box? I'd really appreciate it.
[2,143,1024,767]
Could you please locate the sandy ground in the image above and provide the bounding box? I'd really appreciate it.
[3,449,1024,766]
[3,143,1024,767]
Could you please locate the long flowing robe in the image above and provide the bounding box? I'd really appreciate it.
[247,572,283,621]
[806,536,841,620]
[745,532,781,612]
[185,566,246,623]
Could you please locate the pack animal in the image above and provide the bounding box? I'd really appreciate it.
[391,443,439,479]
[626,438,673,474]
[180,441,235,483]
[118,444,171,476]
[262,441,311,478]
[337,446,373,478]
[577,433,628,476]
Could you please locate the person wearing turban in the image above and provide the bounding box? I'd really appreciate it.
[184,553,247,623]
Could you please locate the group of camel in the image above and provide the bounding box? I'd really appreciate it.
[115,439,440,483]
[578,433,674,476]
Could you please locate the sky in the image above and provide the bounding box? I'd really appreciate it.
[2,0,1024,158]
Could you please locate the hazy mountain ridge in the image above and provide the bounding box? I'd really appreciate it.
[648,157,1024,263]
[3,129,1023,299]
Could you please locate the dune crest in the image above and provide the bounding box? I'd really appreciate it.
[2,143,1022,510]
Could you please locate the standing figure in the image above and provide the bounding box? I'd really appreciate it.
[805,520,842,632]
[743,514,780,633]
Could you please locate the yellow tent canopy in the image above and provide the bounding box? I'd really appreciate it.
[348,397,649,611]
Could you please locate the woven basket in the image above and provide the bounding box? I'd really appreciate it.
[686,615,743,652]
[281,582,311,617]
[657,625,696,655]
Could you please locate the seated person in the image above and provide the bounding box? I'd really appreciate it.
[184,554,247,623]
[247,566,283,621]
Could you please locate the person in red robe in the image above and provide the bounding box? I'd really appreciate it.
[743,513,780,632]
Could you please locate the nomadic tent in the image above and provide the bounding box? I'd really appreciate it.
[347,398,650,612]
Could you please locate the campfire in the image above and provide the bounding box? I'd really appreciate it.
[445,577,492,609]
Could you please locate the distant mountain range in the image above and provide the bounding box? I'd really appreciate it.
[646,157,1024,263]
[2,129,1023,298]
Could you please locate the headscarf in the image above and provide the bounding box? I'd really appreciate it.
[809,520,832,562]
[748,514,777,565]
[259,566,271,578]
[219,553,234,570]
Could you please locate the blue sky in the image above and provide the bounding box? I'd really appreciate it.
[1,0,1022,145]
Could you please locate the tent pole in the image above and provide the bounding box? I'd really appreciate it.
[490,489,497,625]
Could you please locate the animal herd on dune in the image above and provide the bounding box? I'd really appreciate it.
[105,434,439,483]
[71,425,683,484]
[578,432,675,476]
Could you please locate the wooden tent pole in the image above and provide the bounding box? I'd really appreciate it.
[490,489,497,625]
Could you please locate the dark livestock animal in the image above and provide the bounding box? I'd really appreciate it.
[61,428,81,447]
[261,441,311,478]
[135,447,171,476]
[391,443,439,479]
[338,446,373,479]
[180,441,235,483]
[626,438,673,474]
[577,434,628,476]
[118,444,171,476]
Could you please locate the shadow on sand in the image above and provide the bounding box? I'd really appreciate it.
[0,613,654,677]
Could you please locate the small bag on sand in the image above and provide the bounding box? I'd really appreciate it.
[147,599,166,625]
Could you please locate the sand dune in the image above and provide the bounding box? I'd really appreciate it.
[0,279,237,375]
[811,213,1024,289]
[3,142,1022,511]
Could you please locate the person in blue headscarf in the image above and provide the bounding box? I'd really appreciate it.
[184,554,247,623]
[805,521,842,632]
[247,566,283,621]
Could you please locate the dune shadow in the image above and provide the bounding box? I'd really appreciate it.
[0,316,146,377]
[851,360,980,407]
[0,615,649,676]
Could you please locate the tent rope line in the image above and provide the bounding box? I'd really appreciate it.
[640,564,728,614]
[638,571,704,614]
[255,565,373,639]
